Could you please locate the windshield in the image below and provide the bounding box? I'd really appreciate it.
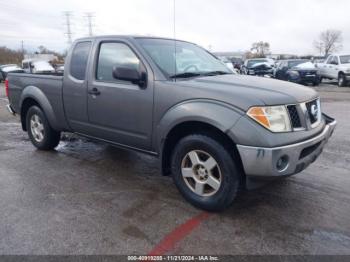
[136,38,231,78]
[340,55,350,64]
[288,60,308,68]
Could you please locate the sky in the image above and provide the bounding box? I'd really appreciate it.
[0,0,349,55]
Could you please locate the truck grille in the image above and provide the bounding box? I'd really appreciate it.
[287,105,302,128]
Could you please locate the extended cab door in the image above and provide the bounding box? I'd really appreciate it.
[86,39,154,151]
[63,41,93,132]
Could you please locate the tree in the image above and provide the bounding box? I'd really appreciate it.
[38,45,49,54]
[250,41,270,58]
[313,29,342,56]
[0,46,24,64]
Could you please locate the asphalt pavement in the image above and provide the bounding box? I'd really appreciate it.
[0,81,349,255]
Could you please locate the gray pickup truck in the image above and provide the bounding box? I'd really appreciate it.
[6,36,336,211]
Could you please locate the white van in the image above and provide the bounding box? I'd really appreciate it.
[22,59,55,74]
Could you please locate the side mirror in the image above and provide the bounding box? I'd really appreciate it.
[112,66,147,88]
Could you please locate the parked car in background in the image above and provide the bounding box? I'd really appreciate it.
[22,59,56,74]
[6,36,336,211]
[317,54,350,87]
[0,64,17,82]
[272,60,282,78]
[242,58,274,76]
[231,57,244,73]
[275,59,320,86]
[0,64,24,82]
[217,56,235,72]
[53,63,65,74]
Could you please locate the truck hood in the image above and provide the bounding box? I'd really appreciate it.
[339,63,350,69]
[178,74,318,111]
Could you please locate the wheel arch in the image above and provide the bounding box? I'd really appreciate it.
[20,86,60,131]
[338,71,345,77]
[160,120,246,188]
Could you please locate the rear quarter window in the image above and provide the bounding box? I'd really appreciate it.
[70,41,91,80]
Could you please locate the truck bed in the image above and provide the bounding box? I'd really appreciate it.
[7,73,68,130]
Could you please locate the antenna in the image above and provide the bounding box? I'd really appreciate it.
[63,11,73,45]
[173,0,177,81]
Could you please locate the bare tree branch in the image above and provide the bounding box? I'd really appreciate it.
[314,29,342,56]
[250,41,270,58]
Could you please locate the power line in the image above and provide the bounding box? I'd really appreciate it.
[84,12,95,37]
[63,11,73,45]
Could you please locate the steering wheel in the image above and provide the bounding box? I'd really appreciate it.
[183,64,199,72]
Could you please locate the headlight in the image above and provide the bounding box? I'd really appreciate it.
[247,106,292,132]
[289,70,299,76]
[346,69,350,73]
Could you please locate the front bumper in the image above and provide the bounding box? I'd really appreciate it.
[248,69,273,76]
[236,114,336,177]
[299,75,319,83]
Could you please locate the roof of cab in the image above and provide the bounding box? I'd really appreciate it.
[74,35,194,44]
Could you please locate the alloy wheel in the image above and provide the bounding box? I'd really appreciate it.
[181,150,222,196]
[30,114,45,142]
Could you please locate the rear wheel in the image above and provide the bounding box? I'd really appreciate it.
[26,106,61,150]
[171,134,240,211]
[338,73,347,87]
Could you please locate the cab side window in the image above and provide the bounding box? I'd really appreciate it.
[326,56,333,64]
[96,42,141,82]
[70,41,91,80]
[332,56,339,65]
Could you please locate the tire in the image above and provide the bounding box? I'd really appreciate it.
[171,134,240,211]
[338,73,346,87]
[26,106,61,150]
[312,80,320,86]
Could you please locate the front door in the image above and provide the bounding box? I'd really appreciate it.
[324,56,334,78]
[86,41,154,151]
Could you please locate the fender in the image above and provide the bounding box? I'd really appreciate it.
[155,99,244,152]
[20,86,60,131]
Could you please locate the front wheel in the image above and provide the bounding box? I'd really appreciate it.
[26,106,61,150]
[171,134,240,211]
[338,73,347,87]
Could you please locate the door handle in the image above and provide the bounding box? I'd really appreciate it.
[88,88,101,96]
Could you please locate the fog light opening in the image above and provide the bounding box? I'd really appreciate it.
[276,155,289,172]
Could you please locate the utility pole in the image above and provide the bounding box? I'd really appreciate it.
[85,12,95,37]
[63,11,73,45]
[21,40,24,54]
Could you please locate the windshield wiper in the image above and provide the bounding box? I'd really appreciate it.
[169,72,202,79]
[202,71,231,76]
[170,70,231,79]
